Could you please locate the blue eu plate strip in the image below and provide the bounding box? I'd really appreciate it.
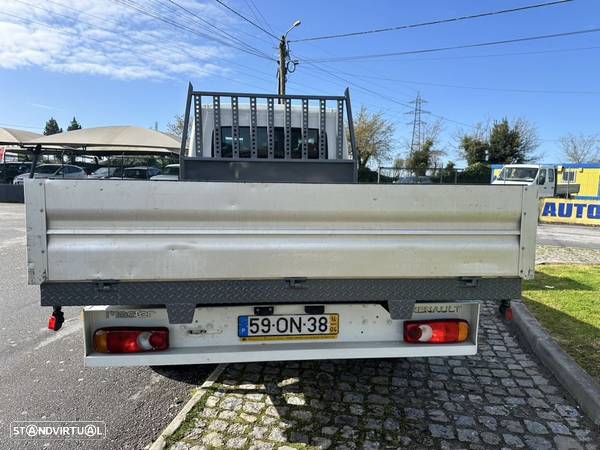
[238,316,249,337]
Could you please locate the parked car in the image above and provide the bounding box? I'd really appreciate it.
[0,162,31,184]
[109,166,161,180]
[150,164,179,181]
[13,164,87,185]
[88,167,119,179]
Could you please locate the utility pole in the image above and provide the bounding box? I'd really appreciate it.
[278,36,287,99]
[278,20,301,100]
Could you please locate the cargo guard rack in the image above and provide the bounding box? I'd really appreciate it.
[179,83,359,183]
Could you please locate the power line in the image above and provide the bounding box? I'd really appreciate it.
[298,58,476,129]
[249,0,277,36]
[110,0,275,60]
[301,27,600,63]
[331,45,600,63]
[42,0,279,80]
[244,0,277,37]
[212,0,279,40]
[291,0,574,43]
[333,72,600,95]
[161,0,273,57]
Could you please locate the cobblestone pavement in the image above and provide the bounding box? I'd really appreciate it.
[536,245,600,265]
[167,303,599,450]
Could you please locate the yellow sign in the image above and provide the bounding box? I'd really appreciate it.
[539,198,600,225]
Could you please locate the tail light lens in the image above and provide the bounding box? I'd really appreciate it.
[93,328,169,353]
[404,319,470,344]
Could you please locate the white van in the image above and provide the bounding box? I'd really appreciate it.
[492,164,579,198]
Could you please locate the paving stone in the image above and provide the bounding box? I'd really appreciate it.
[525,419,549,434]
[455,415,476,427]
[557,404,581,418]
[481,431,501,445]
[478,415,497,431]
[554,435,584,450]
[312,437,333,449]
[503,433,525,448]
[334,415,358,427]
[524,434,553,449]
[290,410,312,422]
[342,392,363,403]
[428,409,449,422]
[201,432,223,447]
[242,401,264,414]
[226,437,247,449]
[167,301,600,450]
[457,428,480,443]
[269,428,287,442]
[429,424,455,439]
[289,432,309,444]
[483,405,509,416]
[248,442,274,450]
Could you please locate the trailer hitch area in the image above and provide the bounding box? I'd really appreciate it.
[48,306,65,331]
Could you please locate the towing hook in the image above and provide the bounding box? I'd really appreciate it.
[48,306,65,331]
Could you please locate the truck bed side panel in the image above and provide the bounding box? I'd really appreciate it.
[26,180,537,283]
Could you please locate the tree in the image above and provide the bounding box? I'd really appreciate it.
[406,139,435,176]
[67,117,82,131]
[559,133,599,163]
[352,106,395,168]
[488,118,539,164]
[43,117,62,135]
[459,118,539,165]
[392,157,405,169]
[166,114,185,138]
[460,135,489,166]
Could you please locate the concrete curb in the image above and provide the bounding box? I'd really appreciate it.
[511,300,600,426]
[149,363,228,450]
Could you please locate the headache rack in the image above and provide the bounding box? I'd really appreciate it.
[179,83,358,183]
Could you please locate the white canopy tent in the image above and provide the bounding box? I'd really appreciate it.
[25,126,181,153]
[0,127,41,145]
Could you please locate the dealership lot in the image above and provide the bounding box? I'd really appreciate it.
[0,203,598,449]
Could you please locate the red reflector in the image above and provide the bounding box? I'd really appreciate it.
[93,328,169,353]
[404,319,469,344]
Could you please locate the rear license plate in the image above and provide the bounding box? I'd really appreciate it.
[238,314,339,341]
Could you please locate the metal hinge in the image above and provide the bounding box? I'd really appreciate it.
[458,277,480,288]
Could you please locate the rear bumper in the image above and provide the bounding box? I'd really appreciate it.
[44,277,516,324]
[82,302,480,367]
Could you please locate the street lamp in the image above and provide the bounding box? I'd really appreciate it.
[279,20,301,98]
[285,20,301,39]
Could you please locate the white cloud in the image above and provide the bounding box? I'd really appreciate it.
[0,0,255,81]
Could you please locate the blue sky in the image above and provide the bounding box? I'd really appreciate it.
[0,0,598,165]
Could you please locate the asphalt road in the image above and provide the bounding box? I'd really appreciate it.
[0,204,214,450]
[537,223,600,249]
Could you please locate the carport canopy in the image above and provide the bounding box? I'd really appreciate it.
[25,126,181,153]
[0,127,41,145]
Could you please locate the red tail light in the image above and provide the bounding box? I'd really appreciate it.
[93,328,169,353]
[404,319,470,344]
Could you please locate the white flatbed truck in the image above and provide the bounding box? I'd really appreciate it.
[24,85,538,367]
